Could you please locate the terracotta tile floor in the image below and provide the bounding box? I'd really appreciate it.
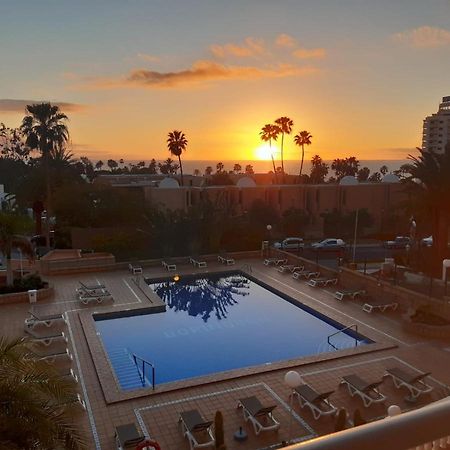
[3,258,450,450]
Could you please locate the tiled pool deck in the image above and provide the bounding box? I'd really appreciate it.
[3,258,450,449]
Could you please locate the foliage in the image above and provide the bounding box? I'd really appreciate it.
[245,164,254,174]
[331,157,360,180]
[321,208,373,238]
[309,155,329,184]
[294,130,312,181]
[158,158,179,175]
[208,172,234,186]
[274,116,294,178]
[260,124,280,182]
[167,130,187,185]
[281,207,309,235]
[233,163,242,174]
[248,199,280,231]
[0,337,86,449]
[357,167,370,182]
[0,123,31,162]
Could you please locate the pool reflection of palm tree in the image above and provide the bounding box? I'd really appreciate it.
[153,275,250,322]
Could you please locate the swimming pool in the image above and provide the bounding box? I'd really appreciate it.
[95,271,370,390]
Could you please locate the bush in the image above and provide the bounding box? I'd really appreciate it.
[0,274,47,294]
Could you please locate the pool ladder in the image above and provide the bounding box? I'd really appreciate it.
[327,324,358,351]
[131,352,156,390]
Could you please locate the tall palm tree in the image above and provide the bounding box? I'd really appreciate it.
[294,130,313,182]
[20,103,69,247]
[167,130,188,186]
[274,116,294,180]
[260,124,281,183]
[406,146,450,269]
[0,337,86,449]
[0,213,33,287]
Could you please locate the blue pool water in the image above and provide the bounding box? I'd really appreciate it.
[95,272,370,390]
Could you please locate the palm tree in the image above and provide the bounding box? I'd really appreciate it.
[0,337,86,449]
[274,116,294,180]
[260,124,281,183]
[406,146,450,269]
[20,103,69,247]
[0,213,33,287]
[294,130,313,182]
[167,130,188,186]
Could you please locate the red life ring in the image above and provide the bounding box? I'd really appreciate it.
[135,440,161,450]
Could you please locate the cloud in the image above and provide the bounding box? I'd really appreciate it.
[393,26,450,48]
[210,37,265,58]
[275,33,297,48]
[0,99,87,113]
[292,47,326,59]
[137,53,160,62]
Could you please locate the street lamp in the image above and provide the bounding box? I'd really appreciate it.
[266,224,272,256]
[284,370,302,444]
[405,244,410,267]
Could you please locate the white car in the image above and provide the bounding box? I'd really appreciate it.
[273,237,304,250]
[421,236,433,247]
[311,238,346,251]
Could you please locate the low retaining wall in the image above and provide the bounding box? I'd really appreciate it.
[402,318,450,339]
[0,286,54,305]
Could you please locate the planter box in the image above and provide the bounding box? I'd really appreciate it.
[402,317,450,339]
[0,286,54,305]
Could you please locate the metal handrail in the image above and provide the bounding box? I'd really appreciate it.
[132,353,155,390]
[327,324,358,350]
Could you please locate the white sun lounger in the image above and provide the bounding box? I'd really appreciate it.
[24,311,67,330]
[362,299,398,313]
[79,281,106,291]
[28,348,73,364]
[293,270,320,280]
[25,328,68,347]
[179,410,215,450]
[293,384,337,420]
[237,396,280,435]
[217,253,235,265]
[277,264,304,274]
[128,263,143,275]
[189,256,207,268]
[264,258,288,266]
[61,367,79,384]
[340,374,386,407]
[334,289,366,301]
[78,292,114,305]
[385,367,433,401]
[162,260,177,271]
[115,423,146,450]
[307,277,338,288]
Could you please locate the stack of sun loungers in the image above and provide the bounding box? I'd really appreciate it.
[189,255,207,268]
[307,277,338,288]
[77,281,114,305]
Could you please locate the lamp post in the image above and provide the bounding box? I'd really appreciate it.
[266,224,272,257]
[405,244,410,268]
[284,370,302,444]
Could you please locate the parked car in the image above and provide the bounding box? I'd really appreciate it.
[420,236,433,247]
[384,236,411,249]
[311,238,346,251]
[273,237,304,251]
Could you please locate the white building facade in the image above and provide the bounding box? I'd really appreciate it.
[422,96,450,154]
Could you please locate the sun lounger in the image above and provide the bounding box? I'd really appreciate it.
[179,410,215,450]
[61,367,79,384]
[277,264,304,274]
[78,291,114,305]
[293,384,337,420]
[128,263,143,275]
[115,423,146,449]
[237,396,280,435]
[340,374,386,407]
[217,253,235,265]
[334,289,366,301]
[162,259,177,271]
[189,256,207,268]
[25,328,68,347]
[385,367,433,401]
[362,298,398,313]
[264,258,288,266]
[79,281,106,291]
[27,347,73,364]
[293,270,320,279]
[24,311,66,330]
[307,277,338,288]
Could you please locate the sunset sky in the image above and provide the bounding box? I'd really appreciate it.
[1,0,450,165]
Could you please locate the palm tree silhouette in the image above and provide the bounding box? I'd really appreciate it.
[167,130,188,186]
[294,130,313,182]
[152,274,250,322]
[274,116,294,180]
[260,124,281,183]
[20,103,69,247]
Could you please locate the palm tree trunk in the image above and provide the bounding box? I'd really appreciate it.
[281,133,285,183]
[178,155,184,186]
[270,141,277,184]
[299,144,305,183]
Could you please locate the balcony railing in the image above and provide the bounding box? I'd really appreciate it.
[285,397,450,450]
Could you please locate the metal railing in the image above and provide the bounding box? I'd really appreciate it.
[132,353,155,390]
[240,263,253,273]
[327,324,358,350]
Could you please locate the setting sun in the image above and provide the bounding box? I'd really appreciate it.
[255,143,277,160]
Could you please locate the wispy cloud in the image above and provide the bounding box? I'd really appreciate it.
[393,26,450,48]
[292,47,326,59]
[0,99,87,113]
[91,60,318,89]
[210,37,265,58]
[275,33,297,48]
[137,53,160,62]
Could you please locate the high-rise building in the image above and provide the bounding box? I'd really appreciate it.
[422,96,450,154]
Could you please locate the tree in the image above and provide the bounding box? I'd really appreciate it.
[331,157,360,180]
[405,146,450,269]
[357,167,370,182]
[274,116,294,179]
[245,164,254,174]
[0,213,33,287]
[216,162,224,173]
[167,130,188,186]
[158,158,179,175]
[294,130,312,182]
[309,155,329,184]
[233,163,242,174]
[281,208,309,235]
[20,103,69,247]
[148,158,158,174]
[107,159,118,171]
[208,172,234,186]
[0,124,30,162]
[95,160,104,171]
[380,165,389,176]
[205,166,213,176]
[260,124,281,183]
[0,337,86,449]
[368,171,381,182]
[193,168,201,177]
